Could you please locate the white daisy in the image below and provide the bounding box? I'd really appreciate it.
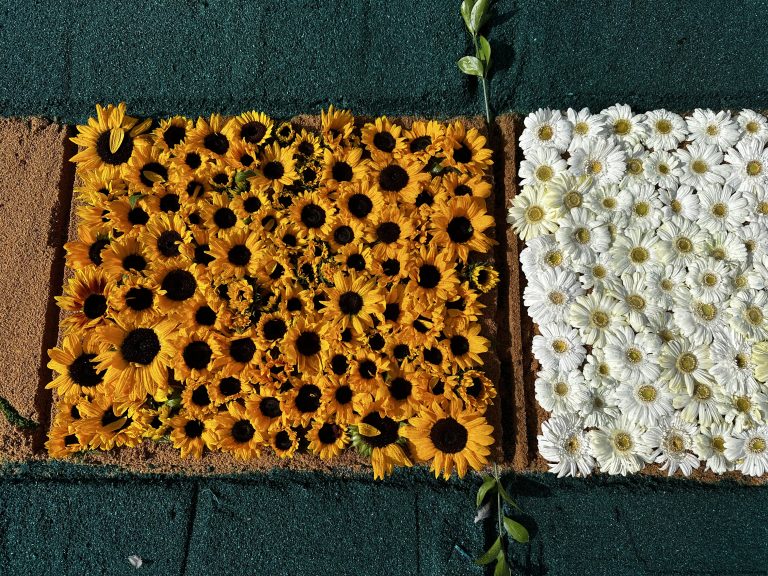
[643,149,682,188]
[532,323,586,373]
[736,109,768,145]
[610,227,658,276]
[659,184,700,221]
[604,325,661,384]
[739,222,768,260]
[519,146,567,187]
[524,267,583,325]
[643,109,687,151]
[611,272,662,332]
[686,108,740,150]
[754,341,768,384]
[655,217,706,267]
[725,425,768,476]
[705,230,748,267]
[507,184,559,241]
[710,330,758,395]
[583,349,618,389]
[729,263,764,294]
[676,141,729,187]
[589,416,652,476]
[744,188,768,227]
[573,252,619,292]
[519,235,570,278]
[584,183,628,223]
[520,108,572,154]
[695,422,735,474]
[673,297,727,344]
[534,367,589,416]
[538,414,595,478]
[685,257,733,303]
[659,338,714,395]
[729,289,768,341]
[566,107,608,151]
[580,384,621,428]
[646,265,688,309]
[718,389,768,433]
[697,183,749,234]
[647,310,682,345]
[614,378,673,426]
[619,182,662,231]
[647,415,700,476]
[724,138,768,192]
[673,380,724,427]
[555,208,611,264]
[601,104,649,145]
[621,143,650,187]
[548,173,593,216]
[568,137,626,185]
[569,291,625,347]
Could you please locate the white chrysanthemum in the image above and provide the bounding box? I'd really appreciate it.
[686,108,741,150]
[659,184,700,221]
[731,264,764,294]
[695,422,735,474]
[673,297,727,344]
[744,188,768,228]
[507,184,559,241]
[519,235,569,278]
[697,184,749,234]
[601,104,649,145]
[604,325,661,384]
[584,183,628,223]
[589,416,652,476]
[611,272,662,333]
[555,208,611,264]
[729,289,768,341]
[621,143,650,187]
[725,425,768,476]
[676,142,729,188]
[646,265,687,309]
[710,331,758,395]
[753,341,768,383]
[724,138,768,192]
[717,389,768,433]
[647,310,682,345]
[705,230,748,267]
[673,380,723,427]
[654,217,705,268]
[643,109,687,151]
[524,267,583,325]
[566,107,608,151]
[519,146,567,187]
[568,137,626,185]
[643,149,682,188]
[520,108,572,154]
[613,378,673,426]
[569,291,625,347]
[583,350,618,389]
[659,338,714,395]
[538,414,595,478]
[610,228,658,276]
[685,257,734,303]
[580,384,621,428]
[739,222,768,260]
[547,173,593,216]
[534,367,589,416]
[737,109,768,144]
[532,323,586,373]
[647,415,700,477]
[619,182,662,231]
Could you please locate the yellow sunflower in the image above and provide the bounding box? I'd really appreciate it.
[369,156,430,203]
[225,138,260,171]
[469,264,499,293]
[349,403,412,480]
[321,105,355,148]
[430,196,495,261]
[139,212,192,264]
[284,380,326,427]
[124,140,170,194]
[223,110,273,148]
[406,244,460,302]
[361,116,407,160]
[369,205,415,260]
[74,168,127,203]
[107,195,159,236]
[289,191,333,238]
[440,172,492,199]
[292,128,324,161]
[151,262,201,316]
[401,119,445,162]
[402,401,494,479]
[46,413,86,458]
[249,142,298,192]
[326,215,367,251]
[101,234,152,279]
[247,389,286,432]
[201,192,243,236]
[169,412,217,458]
[212,331,259,379]
[152,115,192,155]
[47,333,108,400]
[319,375,371,425]
[180,378,216,420]
[442,322,489,370]
[269,426,300,458]
[338,181,384,223]
[324,271,386,333]
[231,188,268,221]
[349,353,390,392]
[56,267,112,330]
[376,365,429,420]
[321,146,368,190]
[442,121,493,176]
[187,113,232,159]
[77,395,151,451]
[108,274,163,326]
[212,402,263,460]
[208,227,261,280]
[209,373,252,406]
[457,370,497,411]
[307,420,349,460]
[172,329,221,381]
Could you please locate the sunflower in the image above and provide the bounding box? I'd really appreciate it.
[225,138,260,171]
[140,212,192,264]
[377,365,429,421]
[46,414,86,458]
[334,243,373,276]
[321,105,355,149]
[56,267,111,330]
[223,110,273,148]
[151,263,201,316]
[405,175,449,212]
[338,181,384,223]
[381,284,407,329]
[402,400,494,479]
[385,333,417,366]
[406,244,460,302]
[143,404,172,441]
[399,307,445,349]
[77,395,151,451]
[152,115,192,155]
[369,205,415,260]
[274,121,295,144]
[442,121,493,176]
[247,388,286,432]
[108,274,162,326]
[249,142,298,192]
[94,318,177,402]
[208,227,261,280]
[321,147,368,190]
[269,426,300,458]
[201,192,242,236]
[209,373,252,406]
[307,420,349,460]
[440,172,492,199]
[324,271,386,333]
[369,156,429,203]
[349,403,412,480]
[319,375,371,425]
[326,214,366,251]
[74,168,127,204]
[444,282,484,331]
[253,247,295,290]
[402,119,445,162]
[187,113,232,159]
[290,191,333,238]
[349,353,390,392]
[101,234,152,279]
[155,186,184,215]
[442,322,489,370]
[168,141,209,186]
[274,218,310,251]
[457,370,497,411]
[47,333,108,400]
[292,128,324,161]
[370,245,410,283]
[469,263,499,293]
[70,103,151,178]
[186,289,226,335]
[76,201,113,233]
[172,329,221,380]
[180,378,216,419]
[284,379,326,427]
[212,331,259,379]
[169,412,217,458]
[212,402,263,460]
[124,140,170,194]
[199,160,235,190]
[231,188,269,221]
[361,116,407,160]
[430,196,495,261]
[107,195,159,236]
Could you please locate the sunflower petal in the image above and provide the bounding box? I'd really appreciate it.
[109,128,125,154]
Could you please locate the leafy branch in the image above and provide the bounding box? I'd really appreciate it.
[458,0,493,124]
[476,464,529,576]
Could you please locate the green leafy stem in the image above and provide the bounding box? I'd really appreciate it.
[458,0,493,124]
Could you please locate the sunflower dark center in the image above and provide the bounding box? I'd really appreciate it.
[332,161,354,182]
[228,244,251,266]
[301,204,326,228]
[96,130,134,165]
[339,291,364,315]
[376,222,401,244]
[430,417,469,453]
[453,143,472,164]
[88,239,109,265]
[100,407,124,428]
[128,207,149,225]
[122,253,147,272]
[83,293,107,319]
[467,377,483,397]
[389,377,412,400]
[219,377,241,396]
[230,338,256,363]
[121,328,161,365]
[450,335,470,357]
[382,259,400,276]
[185,152,202,169]
[204,132,229,155]
[183,340,213,370]
[415,190,434,206]
[384,303,401,322]
[241,121,267,144]
[214,207,237,229]
[447,216,474,243]
[318,423,342,444]
[359,360,377,379]
[195,305,216,326]
[335,385,353,404]
[275,430,293,450]
[424,347,443,365]
[184,419,204,438]
[373,131,396,153]
[260,397,282,418]
[287,297,302,312]
[243,196,262,213]
[345,254,365,271]
[263,318,288,341]
[125,286,153,311]
[297,141,315,156]
[393,344,410,360]
[159,193,181,212]
[161,269,196,301]
[156,230,182,257]
[64,434,79,446]
[409,135,431,152]
[379,165,409,191]
[194,243,214,265]
[229,420,254,443]
[296,384,322,412]
[191,385,211,407]
[418,264,441,289]
[68,353,105,387]
[296,331,321,356]
[369,333,385,351]
[348,193,374,218]
[163,124,186,148]
[331,354,349,375]
[264,161,285,180]
[454,184,472,196]
[334,225,354,245]
[139,162,168,187]
[361,412,399,447]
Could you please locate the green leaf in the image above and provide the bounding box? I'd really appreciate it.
[128,193,143,209]
[498,483,522,512]
[478,35,492,66]
[476,476,497,508]
[165,397,181,409]
[469,0,490,33]
[504,517,530,544]
[457,55,484,77]
[476,536,501,565]
[460,0,476,32]
[494,552,510,576]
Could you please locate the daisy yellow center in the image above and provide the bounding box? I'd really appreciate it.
[634,202,650,217]
[574,122,589,136]
[660,278,674,291]
[554,381,569,396]
[675,237,693,253]
[758,201,768,215]
[538,125,554,141]
[677,352,698,373]
[736,353,749,369]
[671,199,682,213]
[706,124,719,136]
[637,384,657,402]
[703,272,718,287]
[712,436,726,453]
[614,432,633,452]
[552,339,569,354]
[598,363,610,376]
[711,247,726,260]
[602,197,617,209]
[564,191,582,208]
[747,160,763,176]
[711,203,728,218]
[548,291,566,305]
[614,119,631,135]
[746,121,760,134]
[694,382,712,401]
[660,329,675,342]
[627,158,643,175]
[735,275,748,289]
[656,119,672,134]
[592,264,606,279]
[526,205,545,223]
[575,227,591,244]
[591,310,610,328]
[736,396,752,413]
[565,435,581,453]
[657,163,670,175]
[747,306,764,325]
[696,302,717,321]
[667,434,685,453]
[627,294,645,311]
[586,159,603,174]
[691,159,708,174]
[630,246,649,263]
[748,437,767,454]
[626,347,643,364]
[536,165,554,182]
[546,250,563,267]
